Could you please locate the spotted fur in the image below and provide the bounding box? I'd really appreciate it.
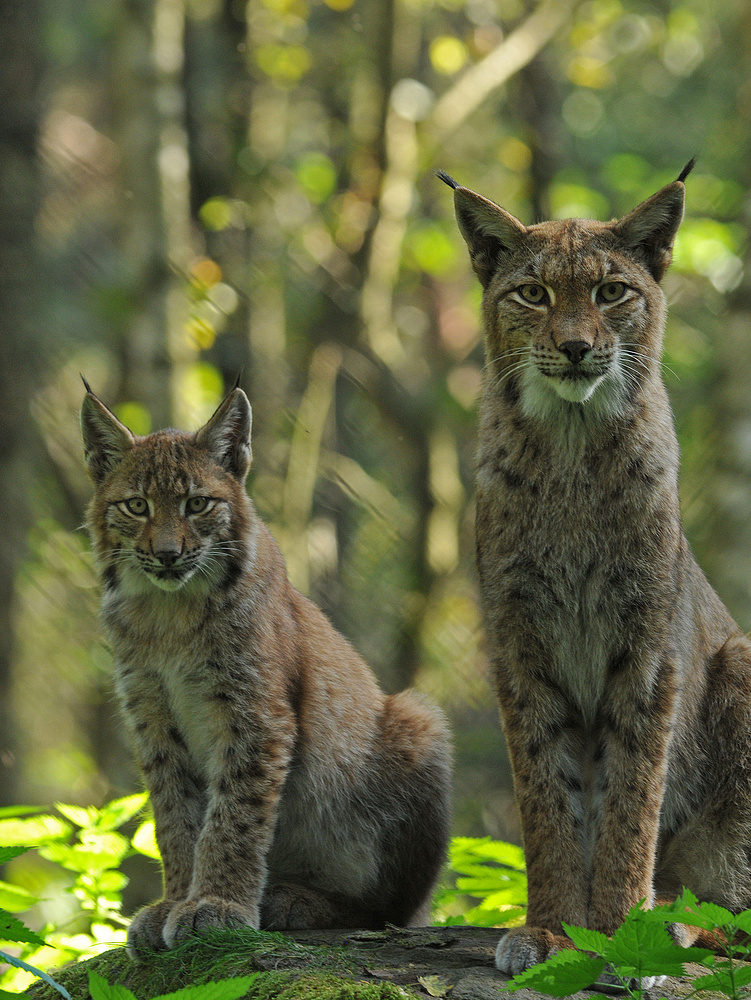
[81,387,452,959]
[443,164,751,973]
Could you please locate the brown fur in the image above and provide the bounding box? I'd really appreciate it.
[444,165,751,975]
[81,387,452,959]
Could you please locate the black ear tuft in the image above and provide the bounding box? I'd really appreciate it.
[435,169,460,190]
[81,374,94,395]
[677,158,696,184]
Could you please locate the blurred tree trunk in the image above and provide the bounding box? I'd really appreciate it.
[706,233,751,631]
[0,0,43,805]
[183,0,251,384]
[108,0,198,428]
[701,19,751,632]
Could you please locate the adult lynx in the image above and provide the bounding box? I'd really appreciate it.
[81,384,451,958]
[441,162,751,974]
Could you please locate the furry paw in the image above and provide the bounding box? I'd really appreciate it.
[127,899,177,961]
[163,896,259,947]
[495,926,572,975]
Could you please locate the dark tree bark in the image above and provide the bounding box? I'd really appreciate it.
[0,0,44,806]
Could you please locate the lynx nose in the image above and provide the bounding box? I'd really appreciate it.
[154,546,181,568]
[559,340,591,365]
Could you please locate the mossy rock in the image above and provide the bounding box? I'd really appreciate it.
[23,925,705,1000]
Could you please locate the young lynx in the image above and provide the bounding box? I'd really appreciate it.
[81,384,451,958]
[441,162,751,974]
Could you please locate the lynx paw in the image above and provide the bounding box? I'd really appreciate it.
[127,899,177,961]
[495,926,572,975]
[163,896,259,947]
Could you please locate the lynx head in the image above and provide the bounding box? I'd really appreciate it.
[439,161,694,420]
[81,385,253,595]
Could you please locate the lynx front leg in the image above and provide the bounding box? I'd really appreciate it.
[120,677,206,960]
[163,707,295,947]
[494,664,588,975]
[587,659,675,933]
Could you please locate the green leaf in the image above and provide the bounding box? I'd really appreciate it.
[0,879,39,911]
[690,965,747,993]
[54,803,95,829]
[449,837,525,870]
[0,846,30,866]
[96,793,149,831]
[562,923,610,955]
[0,815,72,846]
[40,831,130,873]
[505,949,606,996]
[155,976,260,1000]
[606,911,711,977]
[0,949,71,1000]
[132,820,161,860]
[458,903,524,926]
[88,970,136,1000]
[0,806,44,819]
[0,908,46,946]
[728,910,751,935]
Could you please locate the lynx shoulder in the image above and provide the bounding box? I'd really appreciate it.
[442,162,751,976]
[81,385,452,958]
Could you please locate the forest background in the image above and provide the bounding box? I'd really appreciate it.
[1,0,751,934]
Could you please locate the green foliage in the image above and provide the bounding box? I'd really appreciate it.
[0,794,158,993]
[433,836,526,926]
[503,949,607,997]
[504,889,751,999]
[88,970,260,1000]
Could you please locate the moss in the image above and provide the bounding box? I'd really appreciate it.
[24,929,410,1000]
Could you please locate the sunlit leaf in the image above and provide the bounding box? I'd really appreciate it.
[131,820,161,860]
[0,816,72,847]
[95,793,149,831]
[0,880,39,912]
[54,803,95,829]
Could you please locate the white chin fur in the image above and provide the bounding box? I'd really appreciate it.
[549,375,603,403]
[148,574,189,592]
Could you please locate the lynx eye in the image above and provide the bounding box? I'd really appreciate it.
[186,496,210,515]
[598,281,627,304]
[123,497,148,516]
[518,284,549,305]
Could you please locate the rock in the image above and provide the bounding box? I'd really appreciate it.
[22,925,716,999]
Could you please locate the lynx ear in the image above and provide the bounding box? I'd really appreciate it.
[81,387,136,484]
[613,161,694,282]
[437,171,526,288]
[195,387,252,481]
